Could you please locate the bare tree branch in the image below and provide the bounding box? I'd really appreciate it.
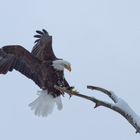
[55,85,140,133]
[87,85,118,103]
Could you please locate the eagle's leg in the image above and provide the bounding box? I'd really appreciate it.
[66,86,74,91]
[64,86,75,98]
[61,91,65,97]
[54,85,77,98]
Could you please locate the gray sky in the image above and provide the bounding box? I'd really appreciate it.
[0,0,140,139]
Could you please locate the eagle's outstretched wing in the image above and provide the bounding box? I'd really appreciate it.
[0,45,42,88]
[31,29,56,61]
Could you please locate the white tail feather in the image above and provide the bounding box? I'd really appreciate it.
[29,90,63,117]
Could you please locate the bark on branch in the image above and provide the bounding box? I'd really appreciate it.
[54,85,140,133]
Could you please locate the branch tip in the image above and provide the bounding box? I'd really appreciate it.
[94,102,101,108]
[136,130,140,134]
[87,85,95,90]
[94,104,98,108]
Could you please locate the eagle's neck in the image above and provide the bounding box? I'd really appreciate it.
[52,60,65,71]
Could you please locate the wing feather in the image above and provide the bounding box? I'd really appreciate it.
[42,29,48,34]
[36,30,43,35]
[34,35,42,38]
[0,45,42,88]
[31,29,56,61]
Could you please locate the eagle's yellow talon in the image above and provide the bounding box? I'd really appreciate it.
[72,89,79,94]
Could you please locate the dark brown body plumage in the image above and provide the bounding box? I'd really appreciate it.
[0,29,70,97]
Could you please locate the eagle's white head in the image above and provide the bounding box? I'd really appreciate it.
[52,60,71,72]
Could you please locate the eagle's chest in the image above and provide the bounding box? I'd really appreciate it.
[55,70,65,86]
[41,63,64,87]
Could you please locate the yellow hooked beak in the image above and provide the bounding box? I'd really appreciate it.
[65,64,72,72]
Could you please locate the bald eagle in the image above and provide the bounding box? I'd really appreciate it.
[0,29,72,117]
